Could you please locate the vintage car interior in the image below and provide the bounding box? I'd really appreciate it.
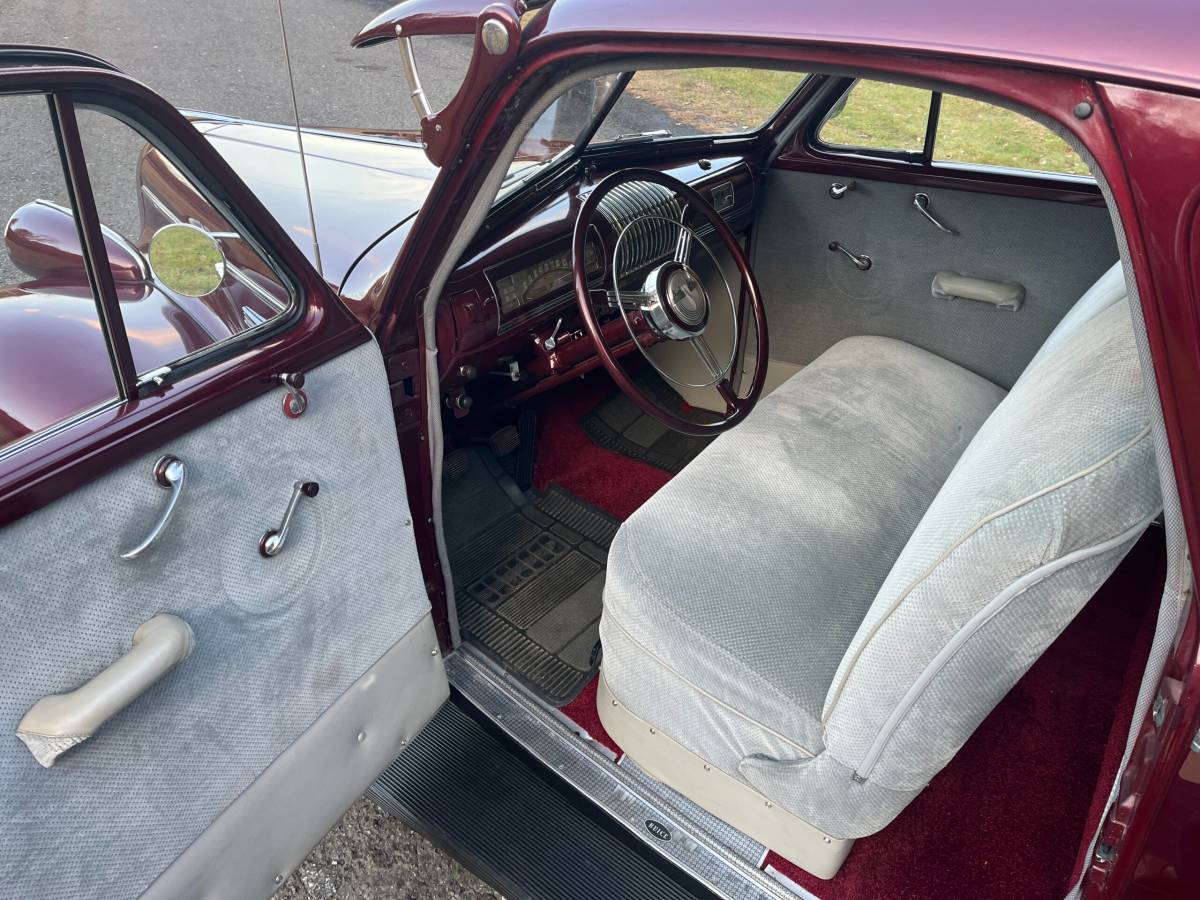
[0,10,1189,900]
[416,65,1163,895]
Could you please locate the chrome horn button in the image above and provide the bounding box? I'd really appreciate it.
[643,261,710,340]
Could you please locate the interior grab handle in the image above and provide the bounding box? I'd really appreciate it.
[120,455,185,560]
[15,614,195,767]
[913,192,957,235]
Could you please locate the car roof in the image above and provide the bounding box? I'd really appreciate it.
[528,0,1200,95]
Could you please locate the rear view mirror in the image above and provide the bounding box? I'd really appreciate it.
[148,223,225,297]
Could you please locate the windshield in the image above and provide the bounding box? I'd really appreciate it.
[499,74,623,194]
[591,68,807,143]
[498,68,807,200]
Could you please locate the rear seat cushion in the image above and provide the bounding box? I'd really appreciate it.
[600,336,1006,774]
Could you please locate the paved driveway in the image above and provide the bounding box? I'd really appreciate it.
[2,2,494,897]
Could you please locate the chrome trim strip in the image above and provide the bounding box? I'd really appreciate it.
[447,645,796,900]
[226,263,287,313]
[0,397,124,465]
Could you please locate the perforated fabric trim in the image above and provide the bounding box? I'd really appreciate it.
[0,339,433,900]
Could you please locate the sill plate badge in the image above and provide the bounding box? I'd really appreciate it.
[645,819,673,842]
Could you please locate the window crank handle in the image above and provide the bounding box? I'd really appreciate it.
[828,241,872,271]
[259,480,319,558]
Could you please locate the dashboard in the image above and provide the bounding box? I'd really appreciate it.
[437,154,758,415]
[490,230,603,317]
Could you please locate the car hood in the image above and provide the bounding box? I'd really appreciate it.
[195,117,439,292]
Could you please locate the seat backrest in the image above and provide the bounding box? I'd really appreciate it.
[819,266,1161,794]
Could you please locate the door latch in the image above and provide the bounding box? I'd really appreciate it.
[279,372,307,418]
[120,455,185,560]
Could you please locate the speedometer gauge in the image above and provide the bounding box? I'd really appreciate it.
[493,235,602,315]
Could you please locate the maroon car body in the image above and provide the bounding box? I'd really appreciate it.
[1,1,1198,897]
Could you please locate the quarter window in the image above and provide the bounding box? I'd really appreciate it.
[816,79,1088,178]
[934,94,1089,176]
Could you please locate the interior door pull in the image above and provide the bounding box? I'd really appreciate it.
[120,455,185,560]
[913,192,957,235]
[15,614,195,767]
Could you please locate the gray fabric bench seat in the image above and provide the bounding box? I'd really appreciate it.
[598,262,1162,854]
[600,336,1006,767]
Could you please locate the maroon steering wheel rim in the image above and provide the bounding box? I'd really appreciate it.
[572,167,769,437]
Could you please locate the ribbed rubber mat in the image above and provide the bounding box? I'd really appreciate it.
[580,371,716,474]
[368,696,720,900]
[452,487,616,706]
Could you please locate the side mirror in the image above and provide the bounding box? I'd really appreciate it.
[147,223,226,298]
[4,200,147,286]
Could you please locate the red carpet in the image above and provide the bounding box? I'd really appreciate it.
[531,370,672,521]
[539,374,1165,899]
[766,531,1164,899]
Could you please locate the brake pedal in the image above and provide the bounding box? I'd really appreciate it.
[488,425,520,458]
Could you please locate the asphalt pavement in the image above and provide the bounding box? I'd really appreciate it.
[1,2,495,897]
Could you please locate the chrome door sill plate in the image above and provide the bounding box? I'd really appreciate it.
[447,646,814,900]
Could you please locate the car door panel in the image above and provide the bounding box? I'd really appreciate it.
[0,338,448,900]
[753,169,1119,388]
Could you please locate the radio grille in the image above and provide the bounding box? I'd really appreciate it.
[596,181,683,275]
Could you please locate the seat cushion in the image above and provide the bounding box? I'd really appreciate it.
[737,298,1160,840]
[600,336,1006,776]
[818,299,1161,789]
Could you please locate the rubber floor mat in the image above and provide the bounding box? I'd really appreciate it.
[580,370,715,474]
[451,486,618,706]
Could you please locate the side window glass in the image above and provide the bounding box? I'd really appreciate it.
[814,80,1090,178]
[934,94,1089,176]
[0,95,118,452]
[817,80,932,154]
[75,107,292,377]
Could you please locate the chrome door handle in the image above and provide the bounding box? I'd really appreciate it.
[829,180,856,199]
[913,192,957,235]
[260,480,319,557]
[828,241,872,271]
[16,614,194,767]
[120,455,185,560]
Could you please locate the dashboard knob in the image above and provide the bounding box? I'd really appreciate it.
[458,364,479,381]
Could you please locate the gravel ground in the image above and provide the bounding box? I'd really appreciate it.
[276,799,502,900]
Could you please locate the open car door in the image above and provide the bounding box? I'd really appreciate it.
[0,51,448,900]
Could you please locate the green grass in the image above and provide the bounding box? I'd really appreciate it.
[148,226,225,297]
[632,72,1089,176]
[627,68,803,134]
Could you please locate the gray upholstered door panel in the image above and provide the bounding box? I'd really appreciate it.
[753,170,1118,387]
[0,338,448,900]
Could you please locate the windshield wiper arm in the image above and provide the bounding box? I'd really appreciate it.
[612,129,672,143]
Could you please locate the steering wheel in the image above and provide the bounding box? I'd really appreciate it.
[572,168,769,436]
